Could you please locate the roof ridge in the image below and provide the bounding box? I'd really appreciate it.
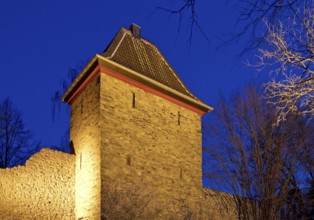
[108,28,127,59]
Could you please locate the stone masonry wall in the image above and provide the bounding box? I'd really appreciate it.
[99,73,203,218]
[70,76,101,219]
[0,70,238,219]
[0,148,75,219]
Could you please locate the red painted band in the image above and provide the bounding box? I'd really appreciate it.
[67,64,206,115]
[67,66,100,105]
[99,66,205,115]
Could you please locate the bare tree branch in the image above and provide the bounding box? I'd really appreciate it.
[51,61,87,121]
[0,98,40,168]
[157,0,210,47]
[204,85,314,219]
[252,2,314,122]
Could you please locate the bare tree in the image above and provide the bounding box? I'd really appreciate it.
[101,181,160,220]
[168,192,196,220]
[101,180,201,220]
[158,0,307,52]
[51,64,83,121]
[203,85,312,220]
[202,188,238,220]
[156,0,209,46]
[0,98,40,168]
[158,1,313,122]
[230,0,307,53]
[51,61,87,153]
[253,2,314,122]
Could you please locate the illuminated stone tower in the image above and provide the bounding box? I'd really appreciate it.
[62,24,212,219]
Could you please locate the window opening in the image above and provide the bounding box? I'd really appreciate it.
[180,166,183,179]
[127,154,131,166]
[80,153,82,170]
[80,98,83,114]
[132,93,136,108]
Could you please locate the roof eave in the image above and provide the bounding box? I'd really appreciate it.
[97,55,213,114]
[62,55,213,114]
[62,56,99,102]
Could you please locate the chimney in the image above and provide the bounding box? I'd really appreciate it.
[129,23,141,39]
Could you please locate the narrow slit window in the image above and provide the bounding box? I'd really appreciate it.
[80,153,82,170]
[180,166,183,179]
[126,154,131,166]
[80,98,83,114]
[132,93,136,108]
[178,111,181,126]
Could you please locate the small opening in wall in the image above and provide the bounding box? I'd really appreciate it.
[132,93,136,108]
[80,153,82,170]
[80,98,84,114]
[180,166,183,179]
[126,154,131,166]
[178,111,181,126]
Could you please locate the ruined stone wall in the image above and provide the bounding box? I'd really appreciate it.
[0,148,75,220]
[99,73,203,218]
[70,75,101,219]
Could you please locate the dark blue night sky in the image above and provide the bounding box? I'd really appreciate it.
[0,1,267,147]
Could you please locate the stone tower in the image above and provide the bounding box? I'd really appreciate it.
[62,24,212,219]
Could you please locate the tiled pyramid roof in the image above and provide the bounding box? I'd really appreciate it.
[100,24,199,101]
[62,24,212,114]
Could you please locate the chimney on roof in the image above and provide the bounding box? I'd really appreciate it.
[129,23,141,39]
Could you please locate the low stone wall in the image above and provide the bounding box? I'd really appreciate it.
[0,148,75,219]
